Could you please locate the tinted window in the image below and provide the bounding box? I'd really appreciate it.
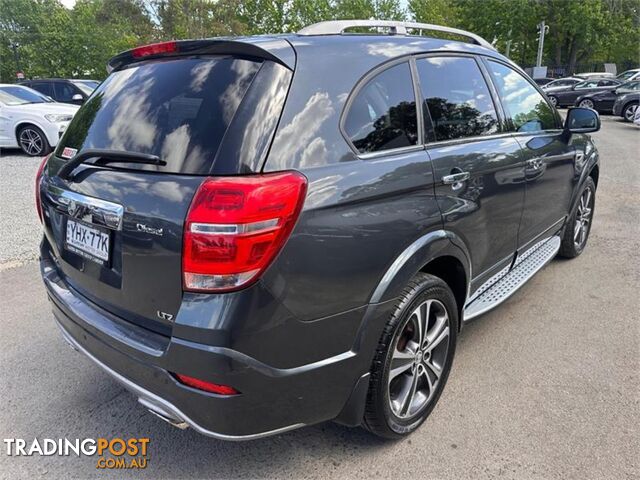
[417,56,498,141]
[58,57,262,174]
[598,80,618,86]
[55,82,79,102]
[487,61,557,132]
[344,62,418,154]
[31,82,54,97]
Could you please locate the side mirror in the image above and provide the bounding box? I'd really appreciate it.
[71,94,83,102]
[565,107,600,133]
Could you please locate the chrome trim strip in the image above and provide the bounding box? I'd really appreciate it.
[55,319,306,441]
[45,185,124,231]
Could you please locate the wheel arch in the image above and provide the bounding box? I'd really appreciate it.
[14,120,50,144]
[368,229,470,323]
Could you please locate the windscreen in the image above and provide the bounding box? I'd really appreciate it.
[57,56,262,174]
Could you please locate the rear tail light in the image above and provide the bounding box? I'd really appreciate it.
[131,41,178,58]
[35,154,50,223]
[183,171,307,292]
[174,373,239,395]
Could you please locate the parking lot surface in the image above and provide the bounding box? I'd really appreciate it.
[0,116,638,479]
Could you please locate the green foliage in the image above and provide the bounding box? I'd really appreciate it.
[0,0,638,82]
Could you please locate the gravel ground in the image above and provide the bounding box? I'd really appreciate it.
[0,149,43,269]
[0,116,639,479]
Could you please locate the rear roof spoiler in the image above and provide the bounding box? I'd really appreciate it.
[107,37,296,73]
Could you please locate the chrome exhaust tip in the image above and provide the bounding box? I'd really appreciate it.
[138,397,189,430]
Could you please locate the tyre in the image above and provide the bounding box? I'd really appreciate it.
[18,125,51,156]
[622,102,638,122]
[363,273,458,439]
[578,98,594,109]
[548,95,558,108]
[559,176,596,258]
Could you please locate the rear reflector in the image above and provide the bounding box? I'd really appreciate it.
[183,171,307,292]
[131,41,178,58]
[35,154,50,223]
[174,373,239,395]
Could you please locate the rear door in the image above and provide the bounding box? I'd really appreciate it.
[40,54,292,333]
[416,55,525,291]
[484,59,574,250]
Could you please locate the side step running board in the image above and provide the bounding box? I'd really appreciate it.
[463,236,561,321]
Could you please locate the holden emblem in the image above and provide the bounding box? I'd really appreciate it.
[67,200,77,216]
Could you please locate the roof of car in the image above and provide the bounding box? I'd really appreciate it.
[110,22,508,73]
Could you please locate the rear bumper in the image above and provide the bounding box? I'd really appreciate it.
[55,317,303,440]
[612,101,624,116]
[41,253,382,439]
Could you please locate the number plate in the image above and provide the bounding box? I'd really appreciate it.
[66,219,110,263]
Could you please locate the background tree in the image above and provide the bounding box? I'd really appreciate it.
[1,0,638,81]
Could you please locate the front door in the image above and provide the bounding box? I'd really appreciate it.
[484,59,576,250]
[415,55,525,291]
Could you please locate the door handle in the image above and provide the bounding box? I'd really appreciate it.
[442,171,470,190]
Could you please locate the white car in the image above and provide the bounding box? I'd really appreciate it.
[576,72,615,79]
[0,84,79,156]
[617,68,640,82]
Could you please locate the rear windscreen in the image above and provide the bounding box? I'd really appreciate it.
[57,57,262,174]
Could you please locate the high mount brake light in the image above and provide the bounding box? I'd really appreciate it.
[182,172,307,292]
[35,154,50,223]
[131,41,178,58]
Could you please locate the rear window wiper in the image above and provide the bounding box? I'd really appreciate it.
[57,149,166,180]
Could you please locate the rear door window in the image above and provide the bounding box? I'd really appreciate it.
[416,56,499,141]
[343,62,418,154]
[58,57,262,174]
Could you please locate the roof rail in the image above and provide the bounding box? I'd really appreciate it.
[297,20,495,51]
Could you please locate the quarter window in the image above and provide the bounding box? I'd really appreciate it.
[344,62,418,154]
[416,56,499,142]
[487,61,557,132]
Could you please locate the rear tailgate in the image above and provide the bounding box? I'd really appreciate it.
[39,45,293,334]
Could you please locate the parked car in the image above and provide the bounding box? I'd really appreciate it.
[546,78,622,107]
[616,68,640,82]
[19,78,98,105]
[533,77,554,86]
[38,20,600,441]
[576,72,615,79]
[574,80,640,112]
[0,84,78,156]
[541,76,583,92]
[613,91,639,121]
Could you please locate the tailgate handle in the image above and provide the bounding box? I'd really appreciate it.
[46,185,124,231]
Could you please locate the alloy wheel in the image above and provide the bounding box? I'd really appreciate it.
[548,96,558,107]
[388,299,450,419]
[579,99,594,109]
[19,128,44,156]
[624,104,638,122]
[574,186,593,249]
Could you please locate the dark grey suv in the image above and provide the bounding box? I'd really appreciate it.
[37,20,601,440]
